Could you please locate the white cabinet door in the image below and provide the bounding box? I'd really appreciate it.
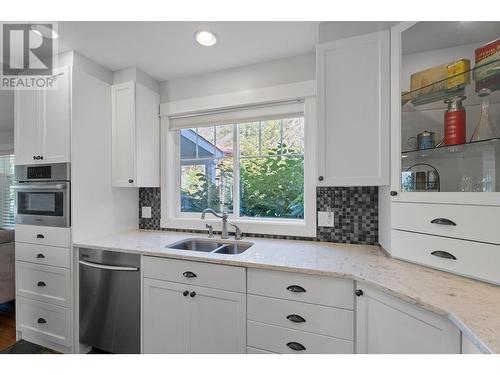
[111,82,136,187]
[14,89,42,165]
[190,285,246,354]
[316,30,390,186]
[355,283,460,353]
[42,66,71,163]
[143,278,190,354]
[14,66,71,165]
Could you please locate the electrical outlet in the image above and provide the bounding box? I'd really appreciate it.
[141,206,152,219]
[318,211,334,227]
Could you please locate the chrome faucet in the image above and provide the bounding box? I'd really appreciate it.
[201,208,229,239]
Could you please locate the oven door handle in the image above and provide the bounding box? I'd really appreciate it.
[13,184,67,190]
[78,260,139,271]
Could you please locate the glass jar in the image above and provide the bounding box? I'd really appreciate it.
[470,88,500,142]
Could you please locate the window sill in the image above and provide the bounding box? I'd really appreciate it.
[161,216,316,238]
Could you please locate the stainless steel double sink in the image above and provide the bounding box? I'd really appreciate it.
[166,238,253,255]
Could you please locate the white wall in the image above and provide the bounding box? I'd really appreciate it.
[71,56,138,242]
[160,53,315,102]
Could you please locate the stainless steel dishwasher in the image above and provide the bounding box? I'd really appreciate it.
[79,248,140,354]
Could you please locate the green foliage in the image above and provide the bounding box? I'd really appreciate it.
[240,144,304,219]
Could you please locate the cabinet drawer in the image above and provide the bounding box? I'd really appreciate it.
[392,202,500,244]
[143,256,246,293]
[247,268,354,309]
[16,262,71,306]
[247,321,353,354]
[15,224,71,248]
[16,242,70,268]
[16,297,71,347]
[247,346,276,354]
[392,230,500,284]
[247,295,353,340]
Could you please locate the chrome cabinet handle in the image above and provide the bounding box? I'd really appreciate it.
[431,250,457,260]
[287,285,306,293]
[286,342,306,351]
[286,314,306,323]
[430,218,457,226]
[183,271,197,278]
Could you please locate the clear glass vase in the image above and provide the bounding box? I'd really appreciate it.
[470,88,500,142]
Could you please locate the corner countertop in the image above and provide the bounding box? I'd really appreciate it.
[73,230,500,354]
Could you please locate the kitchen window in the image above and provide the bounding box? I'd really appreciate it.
[180,116,305,219]
[0,154,15,228]
[162,96,317,237]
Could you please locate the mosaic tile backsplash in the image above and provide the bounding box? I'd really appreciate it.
[139,186,378,245]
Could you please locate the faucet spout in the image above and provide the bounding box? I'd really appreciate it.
[200,208,229,239]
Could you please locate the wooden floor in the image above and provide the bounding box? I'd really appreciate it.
[0,309,16,352]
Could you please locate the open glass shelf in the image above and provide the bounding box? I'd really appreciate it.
[401,137,500,193]
[402,57,500,110]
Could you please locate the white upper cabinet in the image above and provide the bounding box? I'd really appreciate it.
[316,30,390,186]
[14,66,71,165]
[42,66,72,164]
[355,283,460,354]
[111,82,160,187]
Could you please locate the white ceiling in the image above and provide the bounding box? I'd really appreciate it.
[57,21,320,82]
[402,21,500,55]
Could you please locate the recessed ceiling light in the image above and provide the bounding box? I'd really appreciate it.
[195,30,217,47]
[30,24,59,39]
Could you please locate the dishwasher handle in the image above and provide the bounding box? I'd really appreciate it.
[79,260,139,271]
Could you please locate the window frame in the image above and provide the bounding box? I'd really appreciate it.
[161,82,317,237]
[0,154,15,229]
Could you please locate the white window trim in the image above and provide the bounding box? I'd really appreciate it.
[161,80,317,237]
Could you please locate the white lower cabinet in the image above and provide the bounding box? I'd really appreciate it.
[142,257,246,354]
[247,268,355,354]
[355,283,461,354]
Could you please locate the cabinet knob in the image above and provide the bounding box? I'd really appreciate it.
[182,290,189,297]
[390,191,398,196]
[36,234,45,239]
[36,253,45,259]
[37,318,47,324]
[318,176,324,181]
[33,156,36,160]
[190,291,196,298]
[37,281,46,287]
[40,156,43,160]
[354,289,364,297]
[128,179,134,184]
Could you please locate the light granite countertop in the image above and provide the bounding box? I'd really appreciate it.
[73,230,500,354]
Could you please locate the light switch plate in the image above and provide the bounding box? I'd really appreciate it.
[318,211,334,227]
[142,206,152,219]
